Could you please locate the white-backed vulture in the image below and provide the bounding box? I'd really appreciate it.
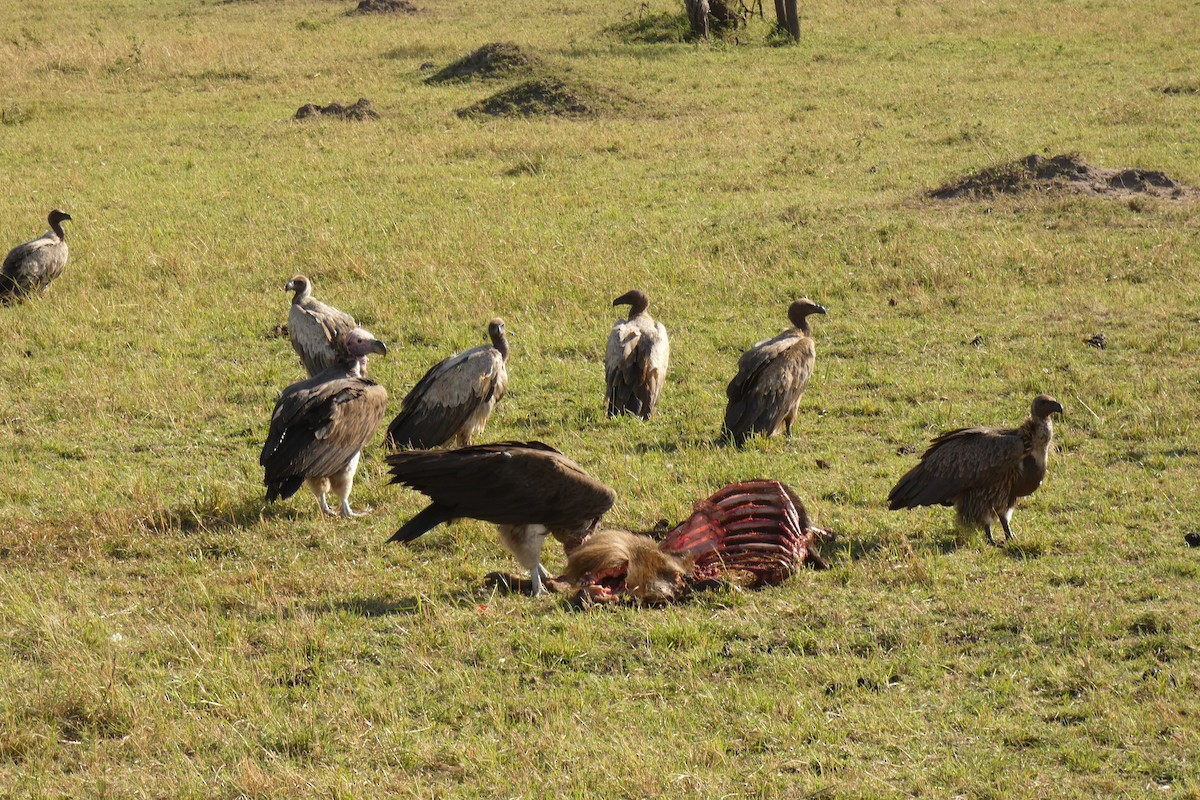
[605,289,669,419]
[1,210,71,302]
[285,274,359,377]
[723,298,825,446]
[261,328,389,517]
[384,318,508,450]
[888,394,1064,545]
[386,441,617,596]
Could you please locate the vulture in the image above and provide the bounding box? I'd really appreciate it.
[384,318,508,450]
[1,209,72,302]
[888,394,1064,544]
[285,274,359,377]
[261,327,389,517]
[605,289,670,419]
[723,298,825,446]
[386,441,617,596]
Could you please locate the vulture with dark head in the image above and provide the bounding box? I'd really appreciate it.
[261,327,389,517]
[888,394,1064,544]
[723,298,825,446]
[605,289,669,419]
[386,441,617,596]
[2,210,72,302]
[285,274,359,377]
[384,318,509,450]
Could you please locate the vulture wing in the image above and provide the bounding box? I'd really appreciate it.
[260,375,388,501]
[289,300,357,377]
[387,441,616,540]
[385,346,506,449]
[723,333,813,437]
[1,233,67,293]
[887,426,1026,510]
[605,319,669,418]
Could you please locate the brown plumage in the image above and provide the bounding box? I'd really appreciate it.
[1,210,71,302]
[888,394,1064,544]
[723,298,825,446]
[285,274,359,377]
[261,328,389,517]
[386,441,616,596]
[384,318,508,450]
[605,290,670,419]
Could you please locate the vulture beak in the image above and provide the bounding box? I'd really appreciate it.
[284,279,296,292]
[1050,400,1064,416]
[612,291,635,308]
[61,213,73,222]
[812,304,827,315]
[368,339,388,356]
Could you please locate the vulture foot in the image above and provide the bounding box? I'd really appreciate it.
[340,502,373,518]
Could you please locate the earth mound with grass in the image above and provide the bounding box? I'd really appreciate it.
[294,98,380,121]
[930,153,1193,200]
[457,77,624,119]
[426,43,540,84]
[349,0,417,14]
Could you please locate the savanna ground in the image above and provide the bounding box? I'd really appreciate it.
[1,0,1199,796]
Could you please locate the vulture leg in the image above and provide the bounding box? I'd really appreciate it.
[497,524,550,596]
[999,513,1015,543]
[983,524,998,546]
[331,452,371,518]
[306,477,338,516]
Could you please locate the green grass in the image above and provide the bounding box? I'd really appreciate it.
[2,0,1199,796]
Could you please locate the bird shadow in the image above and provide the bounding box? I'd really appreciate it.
[317,586,490,617]
[141,494,305,535]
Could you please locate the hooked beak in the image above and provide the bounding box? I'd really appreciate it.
[1049,400,1064,416]
[612,291,636,308]
[284,280,296,292]
[812,304,827,315]
[368,339,389,356]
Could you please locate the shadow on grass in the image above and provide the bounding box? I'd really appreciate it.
[141,494,310,535]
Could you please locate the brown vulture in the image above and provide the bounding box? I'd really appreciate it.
[285,274,359,377]
[386,441,617,596]
[888,394,1064,544]
[605,289,670,419]
[261,328,389,517]
[1,210,71,302]
[723,298,825,446]
[384,318,508,450]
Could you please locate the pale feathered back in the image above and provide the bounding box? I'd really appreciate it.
[385,318,509,450]
[1,210,71,301]
[285,274,358,377]
[605,289,669,419]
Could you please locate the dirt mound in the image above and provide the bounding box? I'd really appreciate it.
[349,0,417,14]
[458,77,623,119]
[931,154,1193,200]
[294,98,380,121]
[426,43,540,85]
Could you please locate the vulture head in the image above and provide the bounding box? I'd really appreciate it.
[48,209,72,237]
[285,274,312,303]
[1031,394,1064,420]
[787,298,827,330]
[337,327,388,375]
[487,317,509,360]
[612,289,650,317]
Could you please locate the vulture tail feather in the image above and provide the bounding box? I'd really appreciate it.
[266,476,306,503]
[389,504,455,543]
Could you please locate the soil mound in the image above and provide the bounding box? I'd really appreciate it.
[294,98,380,121]
[931,154,1192,200]
[458,77,622,119]
[426,43,540,84]
[349,0,417,14]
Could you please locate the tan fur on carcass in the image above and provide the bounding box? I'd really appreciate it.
[563,529,694,603]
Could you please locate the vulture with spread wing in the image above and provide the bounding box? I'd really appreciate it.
[285,274,359,377]
[888,394,1064,544]
[384,318,508,450]
[2,210,72,302]
[723,298,825,446]
[605,289,669,419]
[386,441,616,596]
[261,328,389,517]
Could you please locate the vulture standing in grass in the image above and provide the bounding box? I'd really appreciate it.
[723,298,825,446]
[385,318,509,450]
[605,289,669,419]
[285,274,359,377]
[888,394,1064,545]
[1,210,72,302]
[386,441,617,596]
[261,327,389,517]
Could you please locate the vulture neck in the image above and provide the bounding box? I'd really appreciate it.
[50,218,67,240]
[626,297,650,318]
[492,333,509,362]
[792,317,813,336]
[292,286,311,305]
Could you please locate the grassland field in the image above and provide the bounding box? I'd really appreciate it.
[1,0,1199,796]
